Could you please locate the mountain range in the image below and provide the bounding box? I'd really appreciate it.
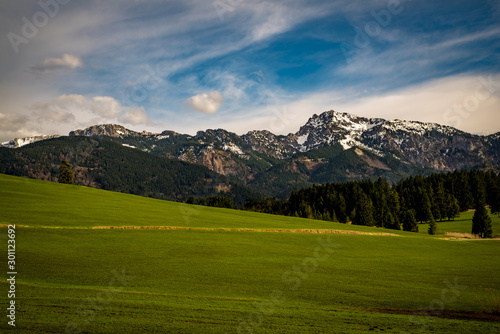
[1,110,499,200]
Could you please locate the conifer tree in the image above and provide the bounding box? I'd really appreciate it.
[401,209,418,232]
[59,159,74,184]
[445,194,460,221]
[471,172,487,206]
[428,216,437,235]
[384,210,399,230]
[455,171,473,211]
[432,182,446,221]
[416,189,433,223]
[389,191,400,222]
[352,192,374,226]
[472,201,493,238]
[489,182,500,217]
[335,193,348,224]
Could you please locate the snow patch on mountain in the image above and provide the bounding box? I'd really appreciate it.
[223,143,244,155]
[1,135,60,148]
[297,134,308,146]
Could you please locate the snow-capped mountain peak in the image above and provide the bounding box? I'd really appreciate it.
[2,110,499,175]
[1,135,60,148]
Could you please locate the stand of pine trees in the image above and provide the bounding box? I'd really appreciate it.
[58,159,74,184]
[240,169,499,237]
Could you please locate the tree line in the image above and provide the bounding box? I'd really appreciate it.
[202,169,498,237]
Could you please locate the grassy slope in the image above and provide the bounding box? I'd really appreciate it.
[0,173,407,233]
[418,211,500,235]
[1,174,499,333]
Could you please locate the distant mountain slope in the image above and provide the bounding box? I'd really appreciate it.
[0,136,261,205]
[1,110,499,199]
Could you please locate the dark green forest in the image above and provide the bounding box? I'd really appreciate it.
[0,136,260,206]
[241,170,499,236]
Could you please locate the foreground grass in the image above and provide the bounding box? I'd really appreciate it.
[1,174,499,333]
[2,228,499,333]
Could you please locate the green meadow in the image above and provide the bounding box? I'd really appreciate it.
[1,174,499,333]
[418,211,500,236]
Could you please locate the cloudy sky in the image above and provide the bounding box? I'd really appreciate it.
[0,0,499,142]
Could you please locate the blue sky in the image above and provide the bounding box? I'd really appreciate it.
[0,0,499,141]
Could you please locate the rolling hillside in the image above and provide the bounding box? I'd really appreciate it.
[1,174,499,333]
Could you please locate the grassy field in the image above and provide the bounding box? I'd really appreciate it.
[1,174,499,333]
[418,211,500,236]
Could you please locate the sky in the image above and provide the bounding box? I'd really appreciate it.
[0,0,499,142]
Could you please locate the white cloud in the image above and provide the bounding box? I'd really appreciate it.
[0,112,28,131]
[34,108,76,123]
[184,91,224,114]
[30,94,154,129]
[336,74,500,135]
[31,54,83,73]
[206,74,500,137]
[1,1,498,141]
[243,0,363,43]
[0,111,43,143]
[90,96,122,118]
[120,107,153,125]
[31,94,121,119]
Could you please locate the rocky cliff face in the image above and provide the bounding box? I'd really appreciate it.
[285,111,500,171]
[238,110,500,172]
[69,124,139,138]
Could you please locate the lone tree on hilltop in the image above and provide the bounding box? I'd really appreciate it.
[472,201,493,238]
[59,159,74,184]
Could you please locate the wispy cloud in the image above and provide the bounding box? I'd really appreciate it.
[31,54,83,73]
[0,112,28,131]
[212,74,500,136]
[0,0,499,140]
[120,107,153,125]
[31,94,154,129]
[335,24,500,96]
[336,74,500,135]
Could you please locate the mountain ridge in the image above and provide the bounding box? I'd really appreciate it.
[3,110,499,149]
[1,110,499,198]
